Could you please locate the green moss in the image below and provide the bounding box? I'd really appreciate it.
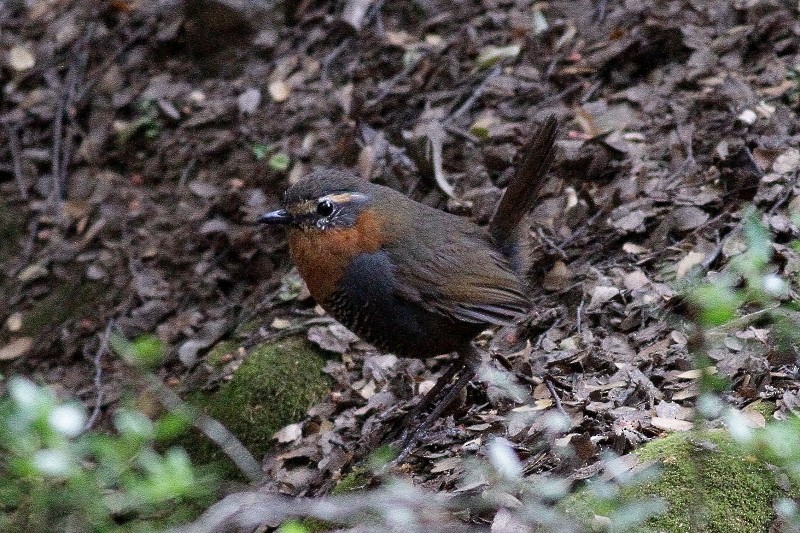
[205,340,238,369]
[296,518,333,533]
[187,337,330,478]
[331,468,370,495]
[565,431,794,532]
[20,280,106,337]
[233,319,263,336]
[746,401,776,419]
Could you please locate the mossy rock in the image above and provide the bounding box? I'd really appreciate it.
[0,275,109,349]
[19,280,107,337]
[205,340,239,369]
[565,430,796,532]
[186,337,330,478]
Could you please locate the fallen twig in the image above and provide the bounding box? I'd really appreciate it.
[49,27,91,206]
[140,371,264,483]
[83,320,114,432]
[428,124,455,198]
[170,485,484,533]
[445,65,500,124]
[3,121,29,199]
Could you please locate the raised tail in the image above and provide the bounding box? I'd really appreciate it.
[489,115,558,272]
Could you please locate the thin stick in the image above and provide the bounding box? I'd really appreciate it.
[445,65,500,124]
[83,320,114,432]
[544,377,568,418]
[429,128,455,198]
[3,122,28,199]
[140,372,264,483]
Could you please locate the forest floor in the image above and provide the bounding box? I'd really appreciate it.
[2,0,800,529]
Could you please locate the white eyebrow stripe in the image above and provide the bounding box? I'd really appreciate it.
[322,192,369,204]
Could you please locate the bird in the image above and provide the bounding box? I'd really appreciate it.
[259,116,558,449]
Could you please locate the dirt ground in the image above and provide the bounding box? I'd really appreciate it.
[2,0,800,523]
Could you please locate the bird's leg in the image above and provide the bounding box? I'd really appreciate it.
[383,356,464,445]
[393,345,481,458]
[400,356,466,427]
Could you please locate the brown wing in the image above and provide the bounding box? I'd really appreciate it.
[386,219,530,327]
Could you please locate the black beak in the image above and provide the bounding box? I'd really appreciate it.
[257,209,292,225]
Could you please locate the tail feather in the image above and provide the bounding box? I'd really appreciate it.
[489,115,558,271]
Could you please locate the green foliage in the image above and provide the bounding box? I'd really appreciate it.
[678,208,800,529]
[251,143,269,161]
[269,152,291,172]
[277,520,310,533]
[0,376,217,532]
[116,99,163,146]
[110,334,165,369]
[637,431,784,532]
[566,431,795,532]
[688,209,786,327]
[250,143,290,172]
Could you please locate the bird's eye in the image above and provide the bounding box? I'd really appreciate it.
[316,199,334,217]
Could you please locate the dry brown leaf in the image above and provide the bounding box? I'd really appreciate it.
[612,210,646,233]
[740,409,766,428]
[431,456,462,474]
[0,337,32,360]
[543,260,572,291]
[273,423,303,443]
[676,250,705,279]
[675,366,717,379]
[587,286,619,310]
[623,269,650,290]
[672,206,709,232]
[651,416,694,432]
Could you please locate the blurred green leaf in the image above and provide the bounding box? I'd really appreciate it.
[742,208,772,269]
[689,284,743,326]
[269,152,291,172]
[278,520,310,533]
[154,411,191,441]
[0,379,217,530]
[115,409,155,440]
[252,143,269,161]
[111,334,165,369]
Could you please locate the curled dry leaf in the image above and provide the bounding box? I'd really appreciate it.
[672,206,709,232]
[675,250,705,279]
[0,337,33,360]
[587,286,619,310]
[542,260,572,291]
[307,324,359,354]
[651,416,694,432]
[274,422,303,443]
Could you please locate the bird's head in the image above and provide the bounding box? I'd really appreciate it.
[258,169,373,232]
